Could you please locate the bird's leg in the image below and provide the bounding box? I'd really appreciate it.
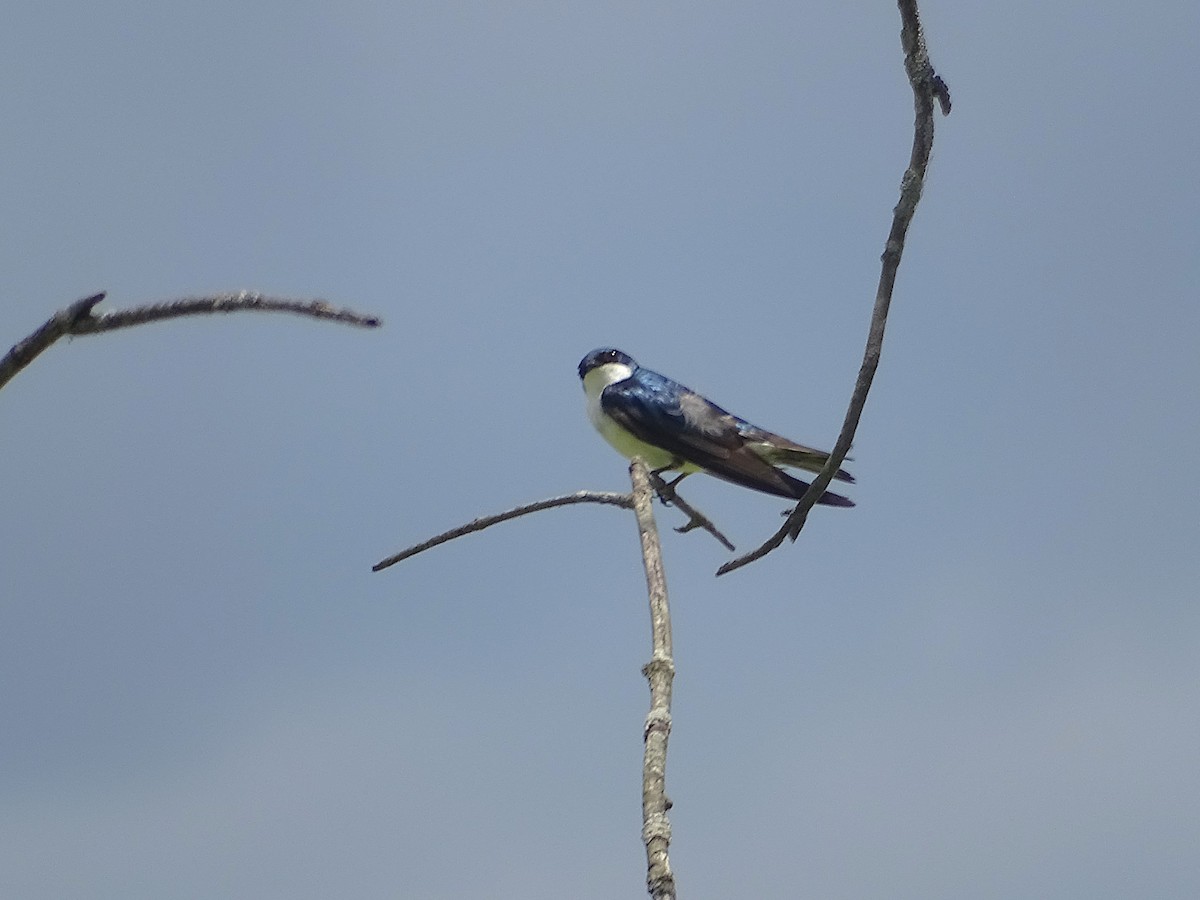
[649,459,684,478]
[649,468,689,505]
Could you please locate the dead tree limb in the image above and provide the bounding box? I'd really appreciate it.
[372,475,736,572]
[631,460,677,900]
[718,0,950,576]
[371,465,680,898]
[0,291,382,392]
[650,473,736,552]
[372,491,634,571]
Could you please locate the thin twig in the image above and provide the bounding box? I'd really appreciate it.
[0,291,382,392]
[72,292,382,333]
[372,490,634,571]
[630,461,676,900]
[649,474,736,552]
[717,0,949,577]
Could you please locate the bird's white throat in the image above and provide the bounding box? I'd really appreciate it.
[581,361,634,402]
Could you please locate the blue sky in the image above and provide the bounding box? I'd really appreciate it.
[2,2,1198,897]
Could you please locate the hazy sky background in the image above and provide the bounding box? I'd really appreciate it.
[3,2,1198,897]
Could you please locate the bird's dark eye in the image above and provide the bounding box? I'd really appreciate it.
[579,347,632,379]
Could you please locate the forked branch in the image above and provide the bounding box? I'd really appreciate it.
[372,471,736,572]
[372,462,679,900]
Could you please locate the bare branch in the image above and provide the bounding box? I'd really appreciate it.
[72,292,383,334]
[373,469,679,892]
[371,490,633,572]
[649,474,736,552]
[629,461,676,900]
[718,0,949,577]
[0,290,382,392]
[0,292,106,391]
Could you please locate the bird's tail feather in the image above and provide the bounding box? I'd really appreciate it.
[771,447,855,484]
[707,465,855,507]
[776,468,854,506]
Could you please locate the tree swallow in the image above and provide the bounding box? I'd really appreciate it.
[578,348,854,507]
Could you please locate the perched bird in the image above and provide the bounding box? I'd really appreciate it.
[578,348,854,507]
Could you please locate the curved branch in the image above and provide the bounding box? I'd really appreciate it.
[71,292,383,334]
[718,0,950,577]
[0,291,382,392]
[629,461,676,900]
[371,490,634,571]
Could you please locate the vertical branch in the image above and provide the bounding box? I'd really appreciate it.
[630,459,677,900]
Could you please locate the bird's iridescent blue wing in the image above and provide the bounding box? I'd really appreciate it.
[599,369,742,464]
[601,368,854,506]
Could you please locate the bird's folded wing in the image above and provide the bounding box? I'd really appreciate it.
[739,427,856,483]
[601,381,800,493]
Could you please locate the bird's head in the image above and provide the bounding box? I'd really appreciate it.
[578,348,637,395]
